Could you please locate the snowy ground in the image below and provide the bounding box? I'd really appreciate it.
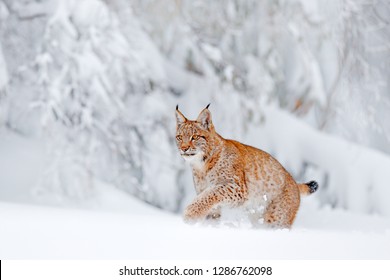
[1,182,390,260]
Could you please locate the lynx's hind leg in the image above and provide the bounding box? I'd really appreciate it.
[264,185,300,229]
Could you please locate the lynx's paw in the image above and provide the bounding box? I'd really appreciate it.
[183,204,204,223]
[206,212,221,220]
[206,207,221,220]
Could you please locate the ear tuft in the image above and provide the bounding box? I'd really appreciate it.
[175,106,187,126]
[206,103,210,109]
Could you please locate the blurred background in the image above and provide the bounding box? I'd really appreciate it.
[0,0,390,218]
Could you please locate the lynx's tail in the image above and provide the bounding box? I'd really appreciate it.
[298,181,319,196]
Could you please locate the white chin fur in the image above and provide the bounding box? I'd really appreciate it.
[182,153,203,165]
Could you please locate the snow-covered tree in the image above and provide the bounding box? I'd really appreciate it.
[1,0,390,216]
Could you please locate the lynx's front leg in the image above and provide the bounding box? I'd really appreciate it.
[184,184,246,222]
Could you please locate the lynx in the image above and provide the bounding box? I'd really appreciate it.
[175,105,318,228]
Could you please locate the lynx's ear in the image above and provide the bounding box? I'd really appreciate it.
[196,104,213,130]
[175,105,187,127]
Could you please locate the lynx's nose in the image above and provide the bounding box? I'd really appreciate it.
[181,146,190,152]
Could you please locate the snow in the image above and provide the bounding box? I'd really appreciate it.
[0,45,7,90]
[1,0,390,215]
[0,181,389,259]
[1,0,390,261]
[0,0,7,91]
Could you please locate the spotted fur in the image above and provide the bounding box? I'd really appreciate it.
[175,106,318,228]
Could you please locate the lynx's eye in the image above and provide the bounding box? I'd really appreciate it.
[176,135,182,141]
[191,135,200,141]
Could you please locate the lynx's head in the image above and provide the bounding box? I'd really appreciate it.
[175,104,218,163]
